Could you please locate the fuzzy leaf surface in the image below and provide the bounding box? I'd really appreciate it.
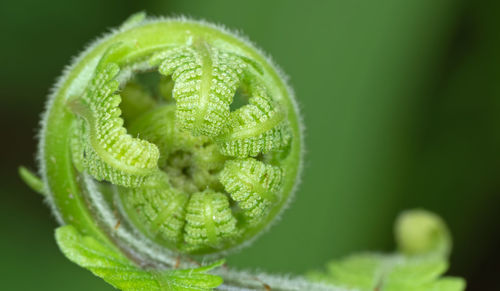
[308,253,465,291]
[55,225,223,291]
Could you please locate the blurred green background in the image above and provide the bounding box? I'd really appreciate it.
[2,0,499,290]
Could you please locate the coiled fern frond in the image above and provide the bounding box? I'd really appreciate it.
[18,12,465,291]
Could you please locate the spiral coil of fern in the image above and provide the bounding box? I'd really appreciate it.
[18,13,467,291]
[32,12,302,267]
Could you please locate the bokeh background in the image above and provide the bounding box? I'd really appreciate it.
[1,0,499,290]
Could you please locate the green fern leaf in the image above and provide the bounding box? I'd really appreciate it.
[217,90,291,158]
[151,43,246,137]
[308,254,465,291]
[68,61,159,187]
[55,225,223,291]
[219,158,283,225]
[120,172,189,246]
[184,190,239,251]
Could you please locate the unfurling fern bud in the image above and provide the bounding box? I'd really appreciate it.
[23,12,302,275]
[18,12,467,291]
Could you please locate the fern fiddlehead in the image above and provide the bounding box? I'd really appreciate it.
[19,12,464,291]
[50,13,300,256]
[20,12,307,290]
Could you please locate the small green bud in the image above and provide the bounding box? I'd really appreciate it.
[395,209,451,257]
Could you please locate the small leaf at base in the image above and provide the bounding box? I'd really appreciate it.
[19,166,46,196]
[55,225,224,291]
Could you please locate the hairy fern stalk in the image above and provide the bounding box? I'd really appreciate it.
[19,12,465,291]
